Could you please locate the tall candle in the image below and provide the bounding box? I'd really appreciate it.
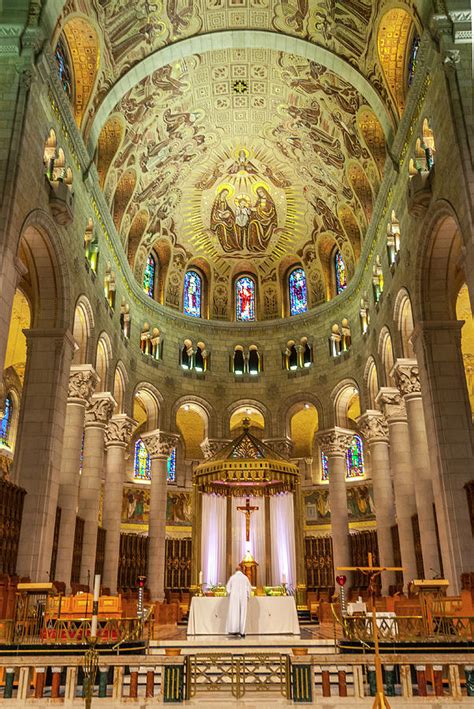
[91,574,100,639]
[198,571,203,585]
[282,574,287,585]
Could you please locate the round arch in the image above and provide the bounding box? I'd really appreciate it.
[331,378,361,428]
[393,287,415,358]
[133,382,163,431]
[363,356,380,409]
[72,294,95,365]
[225,398,272,438]
[170,395,214,438]
[279,392,325,440]
[94,331,112,391]
[378,326,396,385]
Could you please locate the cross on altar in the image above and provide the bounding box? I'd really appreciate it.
[236,497,259,543]
[337,553,404,709]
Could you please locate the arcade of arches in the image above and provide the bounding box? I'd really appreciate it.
[0,1,473,637]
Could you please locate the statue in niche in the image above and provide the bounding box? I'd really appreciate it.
[210,183,278,253]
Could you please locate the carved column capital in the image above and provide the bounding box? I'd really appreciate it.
[375,387,407,422]
[317,427,353,457]
[263,437,293,459]
[85,392,116,428]
[357,410,389,444]
[141,430,179,460]
[200,437,231,460]
[391,359,421,399]
[68,365,98,403]
[105,415,136,448]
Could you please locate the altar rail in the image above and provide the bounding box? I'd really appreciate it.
[341,614,474,643]
[0,617,149,646]
[0,653,473,703]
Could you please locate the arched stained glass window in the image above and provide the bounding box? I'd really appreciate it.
[143,253,156,298]
[0,394,12,448]
[167,448,176,483]
[134,438,151,480]
[289,268,308,316]
[236,276,255,322]
[183,270,202,318]
[346,434,364,478]
[321,451,329,481]
[407,33,420,87]
[335,250,347,295]
[55,37,73,100]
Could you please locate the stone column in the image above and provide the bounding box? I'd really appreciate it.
[412,322,474,592]
[102,415,135,593]
[15,329,75,581]
[357,411,395,594]
[317,428,354,587]
[142,430,179,601]
[54,366,97,588]
[293,475,307,604]
[376,388,418,588]
[392,360,440,579]
[78,392,116,586]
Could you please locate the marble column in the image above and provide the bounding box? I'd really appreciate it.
[55,366,98,588]
[317,428,354,587]
[376,388,418,588]
[357,410,395,594]
[15,329,75,581]
[102,415,136,593]
[392,360,440,579]
[78,392,116,586]
[412,322,474,592]
[142,430,179,601]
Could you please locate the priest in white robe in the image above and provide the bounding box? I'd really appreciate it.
[225,564,252,637]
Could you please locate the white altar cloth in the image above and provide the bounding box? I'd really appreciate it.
[187,596,300,636]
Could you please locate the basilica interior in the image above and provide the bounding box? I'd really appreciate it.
[0,0,473,705]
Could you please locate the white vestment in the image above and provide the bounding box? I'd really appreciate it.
[225,570,252,635]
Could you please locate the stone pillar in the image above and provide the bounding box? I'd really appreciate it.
[293,475,307,603]
[317,428,354,586]
[142,430,179,601]
[357,410,395,594]
[412,322,474,592]
[376,388,418,588]
[15,329,75,581]
[54,366,98,588]
[78,392,116,586]
[102,415,135,593]
[392,360,440,579]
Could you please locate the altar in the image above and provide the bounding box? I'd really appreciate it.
[187,596,300,636]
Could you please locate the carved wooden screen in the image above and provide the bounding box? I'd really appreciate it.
[118,533,148,590]
[350,530,380,589]
[95,527,106,578]
[70,516,85,585]
[0,478,26,575]
[411,514,424,579]
[49,506,62,581]
[304,536,334,590]
[466,480,474,537]
[165,538,192,590]
[391,524,403,587]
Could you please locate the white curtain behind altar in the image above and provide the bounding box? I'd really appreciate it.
[231,497,266,586]
[201,494,226,588]
[270,493,296,588]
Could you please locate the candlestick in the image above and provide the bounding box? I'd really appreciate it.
[198,570,203,585]
[91,574,100,639]
[282,574,287,585]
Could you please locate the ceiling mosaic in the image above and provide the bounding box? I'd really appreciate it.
[100,48,383,310]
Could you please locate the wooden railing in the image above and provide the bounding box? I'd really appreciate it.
[0,617,149,646]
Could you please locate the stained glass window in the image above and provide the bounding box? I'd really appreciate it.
[143,253,156,298]
[55,37,73,100]
[321,451,329,481]
[167,448,176,483]
[335,250,347,295]
[289,268,308,316]
[236,276,256,322]
[346,435,364,478]
[0,394,12,448]
[183,270,202,318]
[407,33,420,87]
[134,438,151,480]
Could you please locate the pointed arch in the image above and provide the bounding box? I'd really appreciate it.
[378,8,419,117]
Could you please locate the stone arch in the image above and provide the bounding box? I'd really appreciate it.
[364,356,380,410]
[331,379,361,428]
[95,331,112,391]
[378,326,396,385]
[225,399,272,438]
[17,210,71,329]
[71,294,94,365]
[394,287,415,358]
[171,395,215,439]
[133,382,162,431]
[112,361,128,414]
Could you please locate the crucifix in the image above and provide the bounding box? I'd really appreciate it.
[236,497,259,543]
[337,553,404,709]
